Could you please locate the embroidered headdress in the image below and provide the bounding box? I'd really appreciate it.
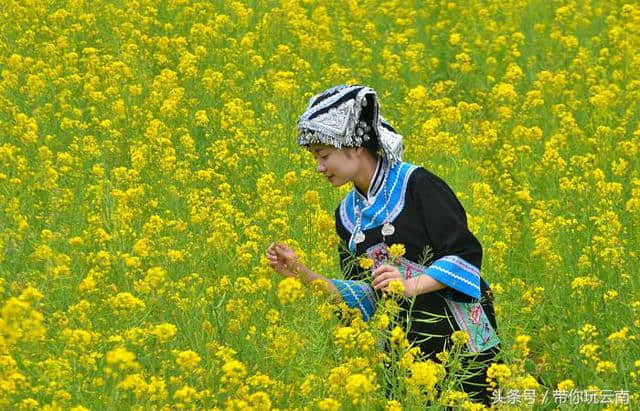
[297,85,404,165]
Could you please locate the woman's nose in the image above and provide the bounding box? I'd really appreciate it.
[316,162,326,173]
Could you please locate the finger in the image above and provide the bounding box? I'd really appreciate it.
[378,265,401,279]
[371,266,386,278]
[372,272,397,289]
[372,264,394,277]
[378,270,401,284]
[378,279,398,292]
[375,278,391,291]
[371,272,383,288]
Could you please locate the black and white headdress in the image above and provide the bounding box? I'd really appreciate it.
[297,85,404,165]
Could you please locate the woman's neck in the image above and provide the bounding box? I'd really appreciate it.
[353,154,380,196]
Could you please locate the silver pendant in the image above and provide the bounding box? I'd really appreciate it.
[354,231,365,244]
[381,223,395,236]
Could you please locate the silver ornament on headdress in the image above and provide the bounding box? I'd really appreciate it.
[296,85,404,165]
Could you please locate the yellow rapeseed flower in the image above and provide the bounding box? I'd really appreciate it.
[310,279,329,295]
[375,313,390,330]
[389,326,409,349]
[248,391,272,410]
[345,373,376,404]
[108,292,145,316]
[277,277,304,305]
[105,347,140,372]
[603,290,619,302]
[68,236,84,246]
[487,363,512,384]
[333,326,358,350]
[607,327,629,345]
[388,243,406,258]
[441,390,468,406]
[596,361,616,374]
[520,374,540,390]
[317,398,341,411]
[359,257,374,270]
[175,350,201,371]
[451,330,469,346]
[387,279,405,296]
[579,343,600,361]
[194,110,209,126]
[557,379,575,391]
[328,365,350,392]
[221,359,247,384]
[407,360,444,390]
[173,385,198,403]
[385,400,403,411]
[578,323,599,341]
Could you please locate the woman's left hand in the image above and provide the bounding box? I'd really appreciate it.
[266,242,299,278]
[371,264,415,297]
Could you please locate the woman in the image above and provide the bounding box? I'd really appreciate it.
[266,85,500,405]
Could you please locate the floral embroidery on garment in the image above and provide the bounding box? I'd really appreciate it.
[443,297,500,352]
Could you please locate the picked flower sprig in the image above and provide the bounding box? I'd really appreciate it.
[368,243,412,297]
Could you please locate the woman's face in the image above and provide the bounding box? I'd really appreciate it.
[307,144,361,187]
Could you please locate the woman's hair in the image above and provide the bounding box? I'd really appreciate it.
[360,131,381,158]
[359,93,381,159]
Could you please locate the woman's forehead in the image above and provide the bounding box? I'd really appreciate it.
[307,144,335,153]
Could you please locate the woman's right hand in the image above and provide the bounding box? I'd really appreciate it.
[266,242,299,278]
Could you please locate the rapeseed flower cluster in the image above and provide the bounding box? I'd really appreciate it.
[277,277,304,305]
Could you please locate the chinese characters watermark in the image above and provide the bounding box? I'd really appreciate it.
[491,389,630,406]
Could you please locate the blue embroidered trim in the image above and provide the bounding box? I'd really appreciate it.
[425,256,481,299]
[330,279,376,322]
[339,162,419,252]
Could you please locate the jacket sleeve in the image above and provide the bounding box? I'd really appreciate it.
[331,206,377,321]
[410,168,483,299]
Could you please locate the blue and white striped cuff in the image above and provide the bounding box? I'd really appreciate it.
[424,255,481,299]
[330,279,377,321]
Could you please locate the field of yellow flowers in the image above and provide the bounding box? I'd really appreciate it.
[1,0,639,409]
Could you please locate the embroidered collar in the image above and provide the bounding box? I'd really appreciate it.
[339,161,419,252]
